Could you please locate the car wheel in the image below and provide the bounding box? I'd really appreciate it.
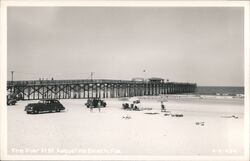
[56,108,60,112]
[34,110,38,114]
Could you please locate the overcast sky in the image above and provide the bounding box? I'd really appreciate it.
[7,7,244,86]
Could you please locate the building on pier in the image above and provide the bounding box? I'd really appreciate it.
[148,77,165,83]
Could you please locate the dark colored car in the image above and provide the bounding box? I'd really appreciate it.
[7,98,17,105]
[25,99,65,114]
[85,98,107,108]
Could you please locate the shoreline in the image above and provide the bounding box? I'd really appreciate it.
[128,94,244,105]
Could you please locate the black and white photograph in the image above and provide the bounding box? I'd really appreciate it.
[0,0,249,160]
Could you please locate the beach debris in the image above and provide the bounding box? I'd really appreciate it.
[195,122,205,126]
[171,114,184,117]
[232,115,238,119]
[164,111,172,116]
[221,115,239,119]
[144,112,159,115]
[122,115,131,119]
[143,108,152,111]
[163,111,183,117]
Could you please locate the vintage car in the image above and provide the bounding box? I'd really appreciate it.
[85,98,107,108]
[25,99,65,114]
[7,97,17,105]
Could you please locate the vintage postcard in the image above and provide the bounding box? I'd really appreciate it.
[0,0,249,160]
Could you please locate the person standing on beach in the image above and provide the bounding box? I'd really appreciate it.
[165,96,168,109]
[90,105,93,112]
[161,101,165,112]
[98,104,101,112]
[89,99,95,112]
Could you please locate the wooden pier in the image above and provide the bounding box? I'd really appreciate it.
[7,79,197,100]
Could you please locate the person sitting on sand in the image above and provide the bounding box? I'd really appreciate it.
[130,104,134,110]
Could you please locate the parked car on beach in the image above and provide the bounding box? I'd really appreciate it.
[25,99,65,114]
[85,98,107,108]
[7,97,17,105]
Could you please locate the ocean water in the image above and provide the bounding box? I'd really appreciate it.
[195,86,244,96]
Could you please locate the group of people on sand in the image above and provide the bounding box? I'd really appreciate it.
[89,96,168,112]
[122,103,140,111]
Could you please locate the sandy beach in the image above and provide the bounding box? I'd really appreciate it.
[7,96,244,156]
